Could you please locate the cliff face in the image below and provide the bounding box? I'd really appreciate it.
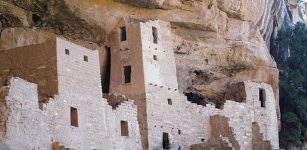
[61,0,280,107]
[0,0,301,121]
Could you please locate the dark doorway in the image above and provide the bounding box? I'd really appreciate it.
[102,47,111,93]
[124,65,131,84]
[162,132,170,149]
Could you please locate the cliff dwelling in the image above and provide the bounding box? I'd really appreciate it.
[2,0,307,148]
[0,18,280,150]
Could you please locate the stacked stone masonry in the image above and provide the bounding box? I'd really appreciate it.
[0,18,279,150]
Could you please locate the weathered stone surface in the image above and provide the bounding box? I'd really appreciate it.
[57,0,282,111]
[0,28,55,50]
[0,86,9,138]
[0,0,105,43]
[191,115,239,150]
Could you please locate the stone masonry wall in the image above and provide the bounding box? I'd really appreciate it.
[0,78,142,150]
[140,19,279,150]
[106,19,279,149]
[0,37,142,150]
[245,81,279,149]
[145,81,279,150]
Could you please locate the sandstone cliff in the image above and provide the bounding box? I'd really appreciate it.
[64,0,280,108]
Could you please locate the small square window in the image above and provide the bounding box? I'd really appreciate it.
[153,55,158,61]
[84,55,88,62]
[65,49,70,55]
[178,129,181,135]
[168,98,172,105]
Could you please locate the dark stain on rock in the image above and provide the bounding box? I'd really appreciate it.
[1,0,105,44]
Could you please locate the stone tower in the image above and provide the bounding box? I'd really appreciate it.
[107,18,179,149]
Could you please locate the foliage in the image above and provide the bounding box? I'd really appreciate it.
[277,22,307,148]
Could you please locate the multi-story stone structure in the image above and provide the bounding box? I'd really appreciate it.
[106,18,279,150]
[0,18,279,150]
[0,38,142,149]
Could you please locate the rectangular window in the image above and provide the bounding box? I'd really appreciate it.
[168,98,172,105]
[121,120,129,136]
[120,26,127,41]
[259,89,266,107]
[162,132,170,149]
[65,49,70,55]
[124,65,131,84]
[70,107,78,127]
[84,55,88,62]
[152,27,158,44]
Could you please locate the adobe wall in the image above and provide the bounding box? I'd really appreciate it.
[0,78,142,150]
[0,40,58,102]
